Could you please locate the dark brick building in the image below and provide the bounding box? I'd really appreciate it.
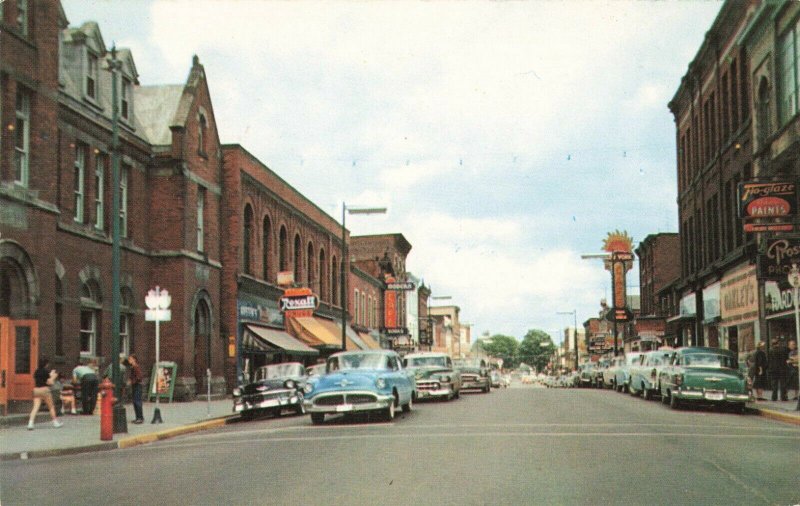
[632,233,680,349]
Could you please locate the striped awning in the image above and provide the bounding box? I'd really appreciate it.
[358,332,382,350]
[288,317,360,351]
[244,325,318,356]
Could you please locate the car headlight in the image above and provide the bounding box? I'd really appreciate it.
[376,377,386,389]
[232,387,241,397]
[284,380,296,389]
[304,383,314,393]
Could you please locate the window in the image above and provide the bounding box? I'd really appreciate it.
[121,77,132,120]
[779,24,799,126]
[306,242,314,289]
[120,165,129,237]
[279,226,288,272]
[86,52,98,100]
[16,0,27,36]
[80,281,102,357]
[74,144,86,223]
[354,289,360,323]
[294,234,302,284]
[197,187,205,252]
[95,154,105,230]
[120,288,134,357]
[243,205,253,275]
[361,292,366,326]
[14,88,30,186]
[198,114,207,155]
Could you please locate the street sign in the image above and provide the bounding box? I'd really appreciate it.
[386,281,415,291]
[611,252,634,262]
[145,309,171,321]
[383,327,409,337]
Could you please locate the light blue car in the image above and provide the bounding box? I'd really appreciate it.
[303,350,416,424]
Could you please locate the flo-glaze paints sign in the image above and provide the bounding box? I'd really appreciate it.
[738,181,797,232]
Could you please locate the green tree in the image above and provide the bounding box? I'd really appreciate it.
[481,334,519,369]
[518,329,556,373]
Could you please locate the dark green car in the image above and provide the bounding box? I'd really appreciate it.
[658,347,750,412]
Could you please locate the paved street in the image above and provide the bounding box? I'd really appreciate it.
[2,385,798,506]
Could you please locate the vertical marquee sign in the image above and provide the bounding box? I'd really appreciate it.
[603,231,634,323]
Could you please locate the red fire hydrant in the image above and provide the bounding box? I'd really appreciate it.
[99,378,115,441]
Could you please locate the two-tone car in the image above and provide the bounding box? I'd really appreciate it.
[658,347,750,412]
[454,359,491,393]
[629,349,675,400]
[613,352,643,393]
[578,362,596,388]
[232,362,308,420]
[602,355,624,390]
[303,350,416,424]
[402,352,461,401]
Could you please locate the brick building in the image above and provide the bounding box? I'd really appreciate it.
[669,0,758,356]
[632,233,681,349]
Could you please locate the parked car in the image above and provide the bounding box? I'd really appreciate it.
[490,370,508,388]
[602,355,625,390]
[232,362,308,420]
[629,349,675,400]
[402,352,461,401]
[658,347,750,412]
[578,362,596,388]
[614,352,643,393]
[303,350,416,424]
[593,358,611,388]
[454,359,491,393]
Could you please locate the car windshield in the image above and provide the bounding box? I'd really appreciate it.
[407,356,447,368]
[682,354,735,369]
[330,353,388,371]
[306,364,326,376]
[255,363,304,380]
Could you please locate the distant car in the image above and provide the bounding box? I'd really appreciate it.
[306,363,327,377]
[455,359,491,393]
[602,356,624,390]
[303,350,416,424]
[629,349,675,400]
[232,362,308,420]
[593,358,610,388]
[659,347,750,412]
[490,370,507,388]
[578,363,596,388]
[614,352,643,393]
[403,352,461,401]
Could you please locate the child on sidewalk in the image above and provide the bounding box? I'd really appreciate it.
[60,376,77,415]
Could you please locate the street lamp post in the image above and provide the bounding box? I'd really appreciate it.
[108,46,127,434]
[341,203,387,351]
[145,286,171,424]
[557,310,578,370]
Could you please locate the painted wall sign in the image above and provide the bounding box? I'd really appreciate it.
[765,280,796,317]
[720,265,758,324]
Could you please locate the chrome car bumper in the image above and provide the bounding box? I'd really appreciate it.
[304,390,394,414]
[461,380,489,389]
[233,388,300,413]
[417,387,452,399]
[673,388,751,402]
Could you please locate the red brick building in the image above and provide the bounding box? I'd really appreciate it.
[632,233,681,349]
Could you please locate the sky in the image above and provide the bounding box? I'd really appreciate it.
[63,0,723,344]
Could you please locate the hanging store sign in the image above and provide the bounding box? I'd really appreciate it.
[765,280,796,318]
[758,236,800,279]
[386,281,415,291]
[738,181,797,218]
[720,265,758,325]
[280,288,318,320]
[383,327,409,337]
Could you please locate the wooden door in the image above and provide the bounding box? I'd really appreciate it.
[8,320,38,401]
[0,317,9,414]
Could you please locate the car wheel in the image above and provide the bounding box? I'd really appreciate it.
[296,402,306,416]
[384,398,396,421]
[310,413,325,424]
[402,395,413,413]
[669,393,681,410]
[731,402,746,414]
[483,385,490,393]
[661,390,669,405]
[642,386,651,401]
[454,389,460,399]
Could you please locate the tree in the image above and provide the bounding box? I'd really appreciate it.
[518,329,556,373]
[481,334,519,369]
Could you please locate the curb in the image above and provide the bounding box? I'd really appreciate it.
[751,407,800,426]
[0,415,237,461]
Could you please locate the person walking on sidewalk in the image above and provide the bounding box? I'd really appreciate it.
[27,358,64,430]
[751,342,769,400]
[73,359,99,415]
[787,339,798,401]
[767,338,789,402]
[126,354,144,424]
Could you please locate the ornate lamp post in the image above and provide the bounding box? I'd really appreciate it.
[145,286,171,423]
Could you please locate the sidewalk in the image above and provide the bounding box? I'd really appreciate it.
[0,399,237,461]
[746,389,800,425]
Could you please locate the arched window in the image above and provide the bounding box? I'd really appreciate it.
[306,242,314,289]
[294,234,302,285]
[243,205,253,275]
[354,289,360,324]
[80,280,102,357]
[319,248,327,301]
[331,255,339,306]
[279,226,288,273]
[262,216,271,281]
[194,297,212,386]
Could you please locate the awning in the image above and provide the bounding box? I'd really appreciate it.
[666,314,695,323]
[358,332,382,350]
[288,317,360,351]
[244,325,318,356]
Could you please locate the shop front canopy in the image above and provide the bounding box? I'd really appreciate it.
[243,325,319,357]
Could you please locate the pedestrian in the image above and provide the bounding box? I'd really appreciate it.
[751,342,769,401]
[27,358,64,430]
[125,354,144,424]
[767,338,789,402]
[60,377,77,415]
[73,359,99,414]
[50,372,63,416]
[786,339,798,401]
